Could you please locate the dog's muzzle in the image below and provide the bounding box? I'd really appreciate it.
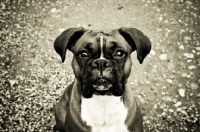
[91,59,113,95]
[93,78,112,92]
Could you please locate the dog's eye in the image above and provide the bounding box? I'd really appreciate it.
[79,51,89,58]
[114,51,125,59]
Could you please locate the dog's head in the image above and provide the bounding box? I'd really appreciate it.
[54,27,151,98]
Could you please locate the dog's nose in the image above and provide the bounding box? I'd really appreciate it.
[92,59,110,68]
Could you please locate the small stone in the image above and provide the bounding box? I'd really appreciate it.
[189,29,194,33]
[166,97,172,101]
[181,73,187,77]
[154,104,158,109]
[23,105,28,109]
[150,50,156,56]
[146,120,150,124]
[180,29,185,33]
[177,108,182,112]
[169,109,174,113]
[188,65,197,70]
[179,45,185,50]
[143,116,147,121]
[159,54,167,60]
[166,79,173,84]
[187,59,192,63]
[174,101,182,107]
[194,47,200,51]
[181,110,188,116]
[161,112,166,116]
[187,74,191,78]
[164,20,168,23]
[50,8,57,13]
[183,53,194,58]
[190,83,198,90]
[1,3,6,9]
[183,36,192,41]
[178,89,185,97]
[192,50,196,54]
[185,1,192,5]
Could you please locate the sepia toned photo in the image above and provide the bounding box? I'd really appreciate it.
[0,0,199,131]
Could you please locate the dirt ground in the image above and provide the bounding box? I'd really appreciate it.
[0,0,200,131]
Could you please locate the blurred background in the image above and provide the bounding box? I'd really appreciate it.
[0,0,199,131]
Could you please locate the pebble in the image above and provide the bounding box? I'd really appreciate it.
[169,109,174,113]
[187,74,191,78]
[179,45,185,50]
[180,29,185,33]
[145,120,150,124]
[187,59,192,63]
[185,1,193,5]
[192,50,196,54]
[190,83,198,90]
[181,110,188,116]
[188,65,197,70]
[153,104,158,109]
[166,79,173,84]
[150,49,156,56]
[194,47,200,51]
[174,101,182,107]
[177,107,182,112]
[159,54,167,60]
[50,8,57,13]
[183,36,192,41]
[183,53,194,58]
[178,89,185,97]
[181,73,187,77]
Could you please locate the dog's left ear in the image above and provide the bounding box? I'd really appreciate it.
[118,27,151,64]
[54,27,86,62]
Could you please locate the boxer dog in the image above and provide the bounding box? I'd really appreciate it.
[53,27,151,132]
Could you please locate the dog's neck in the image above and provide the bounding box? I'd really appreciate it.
[81,94,128,132]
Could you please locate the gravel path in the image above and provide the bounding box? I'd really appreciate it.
[0,0,199,131]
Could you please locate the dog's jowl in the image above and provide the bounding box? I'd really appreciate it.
[53,27,151,132]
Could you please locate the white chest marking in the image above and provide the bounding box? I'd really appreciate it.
[81,95,128,132]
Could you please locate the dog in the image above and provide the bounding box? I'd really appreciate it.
[53,27,151,132]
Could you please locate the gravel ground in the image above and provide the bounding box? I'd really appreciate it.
[0,0,200,132]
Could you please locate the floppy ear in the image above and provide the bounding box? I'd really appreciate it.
[54,27,85,62]
[118,27,151,64]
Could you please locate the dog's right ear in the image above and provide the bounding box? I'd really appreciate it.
[54,27,85,62]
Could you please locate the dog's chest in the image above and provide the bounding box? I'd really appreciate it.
[81,95,128,132]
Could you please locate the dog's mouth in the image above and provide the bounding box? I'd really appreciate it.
[92,79,113,95]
